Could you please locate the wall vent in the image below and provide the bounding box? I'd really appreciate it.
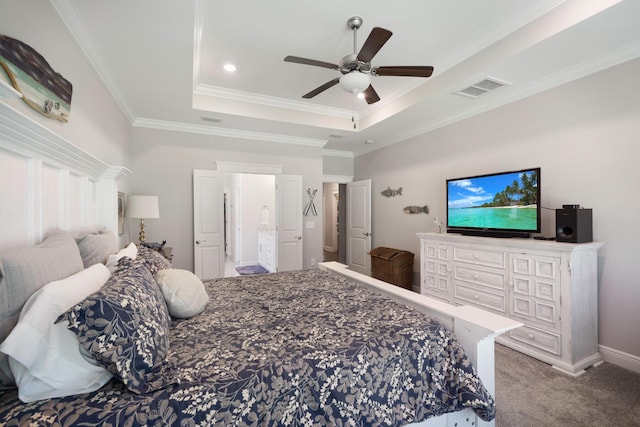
[455,77,511,99]
[201,116,222,123]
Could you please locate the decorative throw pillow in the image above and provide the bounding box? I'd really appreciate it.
[0,230,84,387]
[58,257,175,394]
[75,231,118,268]
[0,264,113,402]
[154,269,209,318]
[136,245,172,276]
[105,242,138,273]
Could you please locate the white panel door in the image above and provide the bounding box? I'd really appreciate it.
[347,179,372,276]
[276,174,303,271]
[193,169,224,279]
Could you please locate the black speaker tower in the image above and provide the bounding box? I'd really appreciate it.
[555,206,593,243]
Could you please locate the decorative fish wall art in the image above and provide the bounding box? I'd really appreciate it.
[0,35,72,122]
[403,205,429,214]
[381,187,402,197]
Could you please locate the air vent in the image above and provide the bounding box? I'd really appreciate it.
[201,116,222,123]
[455,77,510,99]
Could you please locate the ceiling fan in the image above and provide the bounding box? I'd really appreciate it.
[284,16,434,104]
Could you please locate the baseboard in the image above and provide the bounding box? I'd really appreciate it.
[599,344,640,374]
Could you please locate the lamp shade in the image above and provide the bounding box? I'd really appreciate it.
[126,195,159,219]
[339,71,370,93]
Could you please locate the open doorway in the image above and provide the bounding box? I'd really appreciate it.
[223,173,276,277]
[323,182,347,264]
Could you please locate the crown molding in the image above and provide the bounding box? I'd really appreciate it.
[215,161,283,175]
[322,149,354,158]
[133,117,327,148]
[194,84,357,119]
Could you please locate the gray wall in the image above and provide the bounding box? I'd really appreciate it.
[130,126,324,272]
[322,155,354,178]
[1,0,134,245]
[354,58,640,360]
[1,0,131,170]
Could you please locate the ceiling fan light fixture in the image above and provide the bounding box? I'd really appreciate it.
[339,71,370,93]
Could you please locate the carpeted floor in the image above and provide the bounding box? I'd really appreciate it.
[495,344,640,426]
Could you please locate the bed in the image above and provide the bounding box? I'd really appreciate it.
[0,230,520,427]
[0,99,521,426]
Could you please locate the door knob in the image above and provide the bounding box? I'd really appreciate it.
[196,240,207,244]
[363,232,371,237]
[295,236,302,240]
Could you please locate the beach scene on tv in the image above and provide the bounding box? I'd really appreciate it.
[447,170,539,230]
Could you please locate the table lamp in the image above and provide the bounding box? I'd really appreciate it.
[126,195,159,243]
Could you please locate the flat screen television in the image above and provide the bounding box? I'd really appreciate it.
[446,167,540,238]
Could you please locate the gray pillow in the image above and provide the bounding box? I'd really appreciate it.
[76,231,118,268]
[0,230,84,386]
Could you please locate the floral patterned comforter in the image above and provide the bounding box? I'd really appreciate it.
[0,269,495,426]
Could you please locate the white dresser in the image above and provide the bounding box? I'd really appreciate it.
[418,232,603,376]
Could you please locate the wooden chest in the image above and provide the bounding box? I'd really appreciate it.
[369,247,414,290]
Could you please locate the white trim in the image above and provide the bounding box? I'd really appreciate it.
[133,117,327,148]
[0,100,129,249]
[599,344,640,374]
[194,84,356,119]
[215,161,283,175]
[322,149,354,158]
[322,175,353,183]
[0,102,130,180]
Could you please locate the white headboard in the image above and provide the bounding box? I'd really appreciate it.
[0,84,130,252]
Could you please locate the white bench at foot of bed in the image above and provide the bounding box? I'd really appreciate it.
[319,262,522,427]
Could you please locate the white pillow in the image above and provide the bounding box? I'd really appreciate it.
[105,242,138,273]
[154,269,209,318]
[0,263,113,403]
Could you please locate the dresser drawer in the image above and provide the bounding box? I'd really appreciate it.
[454,247,506,268]
[509,324,561,356]
[453,264,506,291]
[454,282,506,313]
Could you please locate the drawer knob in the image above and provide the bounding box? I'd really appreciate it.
[527,333,535,340]
[474,294,479,299]
[474,254,480,259]
[473,274,479,280]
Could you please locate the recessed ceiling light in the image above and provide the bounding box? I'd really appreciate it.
[223,63,236,72]
[357,92,365,99]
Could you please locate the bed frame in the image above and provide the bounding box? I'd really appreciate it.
[319,262,522,427]
[0,89,130,252]
[0,90,521,426]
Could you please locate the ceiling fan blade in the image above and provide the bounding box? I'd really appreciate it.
[373,66,434,77]
[357,27,392,63]
[302,78,340,99]
[284,55,339,70]
[362,85,380,104]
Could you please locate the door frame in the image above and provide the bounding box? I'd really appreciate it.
[323,175,360,268]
